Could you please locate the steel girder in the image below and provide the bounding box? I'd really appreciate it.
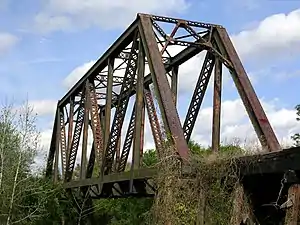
[45,13,281,199]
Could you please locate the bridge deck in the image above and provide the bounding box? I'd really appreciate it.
[64,146,300,198]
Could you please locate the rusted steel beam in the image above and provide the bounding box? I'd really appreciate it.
[81,87,89,179]
[118,105,136,172]
[183,52,215,142]
[86,81,104,170]
[86,145,96,179]
[59,110,67,177]
[146,13,220,29]
[54,111,60,183]
[54,146,59,183]
[64,168,157,189]
[214,27,281,152]
[114,138,121,171]
[133,42,145,169]
[104,58,114,150]
[139,107,145,165]
[171,66,178,106]
[58,20,139,108]
[67,99,74,164]
[97,74,123,84]
[144,88,164,157]
[212,58,222,152]
[65,94,85,182]
[46,105,59,177]
[139,14,189,159]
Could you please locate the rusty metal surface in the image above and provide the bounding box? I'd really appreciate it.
[183,52,215,142]
[45,106,58,178]
[67,99,74,164]
[59,110,67,176]
[212,58,222,152]
[139,14,189,159]
[171,66,178,106]
[144,88,164,156]
[45,14,283,211]
[86,81,104,168]
[81,87,89,179]
[102,32,139,174]
[133,42,145,169]
[65,96,85,182]
[118,104,136,172]
[58,21,139,108]
[214,27,281,152]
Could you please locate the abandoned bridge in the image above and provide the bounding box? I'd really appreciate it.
[45,13,300,225]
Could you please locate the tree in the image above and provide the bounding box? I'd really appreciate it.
[0,102,74,225]
[291,104,300,147]
[0,103,39,224]
[142,149,158,168]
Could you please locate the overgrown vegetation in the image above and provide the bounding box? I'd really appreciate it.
[148,139,249,225]
[0,103,75,224]
[1,103,299,224]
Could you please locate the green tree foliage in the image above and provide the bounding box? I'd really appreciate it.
[94,197,153,225]
[0,103,74,225]
[142,149,158,167]
[291,104,300,146]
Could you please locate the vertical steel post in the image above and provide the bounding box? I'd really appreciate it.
[105,58,114,150]
[100,110,105,133]
[46,105,59,178]
[139,107,145,164]
[59,110,67,179]
[81,86,89,179]
[133,40,145,169]
[115,138,121,171]
[171,66,178,106]
[212,58,222,152]
[54,111,60,183]
[67,98,74,161]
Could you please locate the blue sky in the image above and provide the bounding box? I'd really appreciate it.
[1,0,300,160]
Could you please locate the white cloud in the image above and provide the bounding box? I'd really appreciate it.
[34,0,189,33]
[63,60,96,89]
[40,128,53,150]
[232,8,300,60]
[29,99,57,116]
[191,98,300,149]
[0,32,18,54]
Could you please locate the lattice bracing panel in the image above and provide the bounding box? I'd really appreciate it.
[118,104,136,172]
[144,88,164,156]
[59,110,67,176]
[65,98,85,182]
[86,81,104,169]
[183,52,215,142]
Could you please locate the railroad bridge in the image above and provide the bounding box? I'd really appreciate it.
[45,13,300,224]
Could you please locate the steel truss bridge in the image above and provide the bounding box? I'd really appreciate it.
[45,13,300,224]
